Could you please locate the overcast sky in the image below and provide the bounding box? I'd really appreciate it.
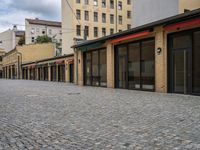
[0,0,61,32]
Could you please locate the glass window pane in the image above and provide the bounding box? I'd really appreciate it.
[92,51,99,86]
[173,35,191,49]
[100,49,107,86]
[85,53,91,85]
[141,40,155,90]
[193,31,200,93]
[128,43,140,89]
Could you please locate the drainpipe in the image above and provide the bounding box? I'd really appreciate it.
[115,0,118,32]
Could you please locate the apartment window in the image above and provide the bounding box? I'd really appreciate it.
[76,10,81,20]
[31,37,35,43]
[84,0,89,4]
[102,0,106,8]
[42,29,46,34]
[84,26,89,37]
[110,0,114,9]
[36,28,39,33]
[48,29,52,34]
[76,25,81,36]
[31,28,35,34]
[0,41,2,45]
[118,15,122,24]
[127,24,131,29]
[102,13,106,23]
[94,0,98,6]
[118,1,122,10]
[94,27,98,37]
[85,11,89,21]
[76,0,81,3]
[102,28,106,36]
[110,14,114,24]
[127,11,131,19]
[94,12,98,22]
[110,28,114,34]
[127,0,131,5]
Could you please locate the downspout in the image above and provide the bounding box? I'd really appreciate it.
[115,0,118,32]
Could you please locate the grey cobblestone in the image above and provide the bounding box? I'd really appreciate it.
[0,79,200,149]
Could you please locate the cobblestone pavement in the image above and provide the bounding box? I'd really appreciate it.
[0,79,200,150]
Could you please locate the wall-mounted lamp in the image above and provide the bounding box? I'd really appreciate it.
[157,47,162,55]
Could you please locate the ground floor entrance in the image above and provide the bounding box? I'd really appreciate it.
[115,38,155,91]
[168,28,200,95]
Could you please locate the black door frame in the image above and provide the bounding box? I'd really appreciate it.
[168,28,200,95]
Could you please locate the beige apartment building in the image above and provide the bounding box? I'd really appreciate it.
[25,18,62,54]
[62,0,132,54]
[0,26,25,52]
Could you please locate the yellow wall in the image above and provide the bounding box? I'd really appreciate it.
[179,0,200,13]
[17,43,55,63]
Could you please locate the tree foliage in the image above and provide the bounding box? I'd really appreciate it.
[18,36,25,46]
[35,35,52,43]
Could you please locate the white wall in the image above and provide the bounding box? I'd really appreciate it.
[133,0,179,27]
[0,30,15,52]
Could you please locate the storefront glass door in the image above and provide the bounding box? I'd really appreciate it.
[169,29,200,95]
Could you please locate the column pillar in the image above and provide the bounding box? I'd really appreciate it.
[107,43,115,88]
[48,65,51,81]
[28,68,30,80]
[65,62,70,82]
[77,50,84,85]
[56,64,58,82]
[155,26,167,93]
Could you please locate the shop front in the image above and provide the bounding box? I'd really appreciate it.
[115,38,155,91]
[168,28,200,95]
[84,48,107,87]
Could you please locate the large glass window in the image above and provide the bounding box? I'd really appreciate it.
[116,39,155,91]
[92,51,99,86]
[141,40,155,90]
[85,53,91,85]
[100,50,107,86]
[84,49,107,87]
[193,31,200,93]
[128,43,140,89]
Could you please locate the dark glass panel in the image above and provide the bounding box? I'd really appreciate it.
[85,53,91,85]
[173,35,191,49]
[100,49,107,86]
[141,40,155,90]
[193,31,200,93]
[92,51,99,86]
[128,42,140,89]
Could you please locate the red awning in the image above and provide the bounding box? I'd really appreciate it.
[66,59,74,64]
[164,18,200,31]
[111,31,151,44]
[56,60,64,65]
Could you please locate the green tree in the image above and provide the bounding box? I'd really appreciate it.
[35,35,52,43]
[18,36,25,46]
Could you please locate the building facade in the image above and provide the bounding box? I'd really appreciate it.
[2,43,55,79]
[133,0,200,27]
[0,49,6,78]
[0,26,25,52]
[25,18,62,55]
[73,9,200,95]
[21,55,74,83]
[62,0,132,54]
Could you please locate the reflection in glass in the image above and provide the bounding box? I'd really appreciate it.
[100,50,107,86]
[141,40,155,90]
[193,31,200,93]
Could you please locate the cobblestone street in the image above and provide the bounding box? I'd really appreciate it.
[0,79,200,150]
